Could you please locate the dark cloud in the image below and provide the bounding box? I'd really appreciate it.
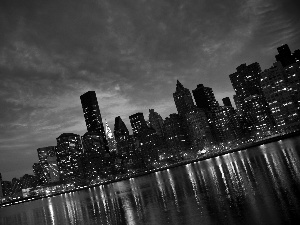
[1,0,300,180]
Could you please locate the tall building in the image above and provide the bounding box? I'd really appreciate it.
[37,146,59,183]
[11,178,22,196]
[114,117,141,170]
[275,44,296,67]
[190,84,221,143]
[0,173,3,198]
[1,181,12,197]
[229,63,263,100]
[233,95,244,114]
[129,113,148,136]
[81,131,112,181]
[56,133,84,183]
[105,121,117,152]
[213,106,242,143]
[80,91,106,135]
[114,116,130,154]
[260,61,300,130]
[285,61,300,108]
[163,113,189,155]
[294,49,300,62]
[184,107,214,150]
[129,113,162,165]
[137,127,162,164]
[243,95,275,138]
[32,163,48,185]
[222,97,233,107]
[148,109,164,137]
[192,84,219,111]
[173,80,195,115]
[20,174,39,189]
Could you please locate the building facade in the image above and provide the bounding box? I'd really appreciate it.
[148,109,164,137]
[173,80,195,115]
[192,84,219,111]
[56,133,84,183]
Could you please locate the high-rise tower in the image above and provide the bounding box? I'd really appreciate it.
[0,173,3,198]
[275,44,296,67]
[192,84,219,111]
[222,97,233,107]
[80,91,105,135]
[105,121,117,152]
[229,63,262,100]
[129,113,148,136]
[173,80,195,115]
[149,109,164,137]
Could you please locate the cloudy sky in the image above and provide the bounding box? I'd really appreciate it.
[0,0,300,180]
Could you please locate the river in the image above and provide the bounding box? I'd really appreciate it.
[1,135,300,225]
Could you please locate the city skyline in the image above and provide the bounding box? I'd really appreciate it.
[1,0,300,180]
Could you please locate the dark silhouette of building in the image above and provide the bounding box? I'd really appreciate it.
[229,63,262,100]
[294,49,300,62]
[80,91,106,135]
[261,61,300,130]
[114,116,131,154]
[81,131,113,181]
[163,113,189,155]
[36,146,59,184]
[129,113,148,136]
[20,174,39,189]
[11,178,22,197]
[213,106,242,143]
[148,109,164,137]
[192,84,219,111]
[105,121,117,152]
[275,44,296,67]
[173,80,195,115]
[56,133,84,184]
[1,181,12,197]
[129,113,161,165]
[184,107,214,150]
[32,162,49,185]
[243,95,275,138]
[222,97,233,107]
[0,173,3,198]
[114,116,142,171]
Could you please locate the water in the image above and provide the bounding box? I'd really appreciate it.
[1,136,300,225]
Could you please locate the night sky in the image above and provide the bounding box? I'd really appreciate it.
[0,0,300,180]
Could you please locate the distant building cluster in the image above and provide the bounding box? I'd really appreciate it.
[1,44,300,200]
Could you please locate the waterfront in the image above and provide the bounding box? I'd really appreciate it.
[1,135,300,225]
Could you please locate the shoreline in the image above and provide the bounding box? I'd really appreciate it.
[1,129,300,208]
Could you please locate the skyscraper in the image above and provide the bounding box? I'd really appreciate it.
[0,173,3,198]
[37,146,59,183]
[229,63,262,100]
[260,62,300,130]
[80,91,105,135]
[56,133,84,183]
[148,109,164,137]
[213,106,242,143]
[243,95,275,138]
[105,121,117,152]
[129,113,148,136]
[185,107,214,149]
[163,113,189,154]
[114,116,131,154]
[192,84,219,111]
[275,44,296,67]
[173,80,195,115]
[114,116,139,169]
[222,97,233,107]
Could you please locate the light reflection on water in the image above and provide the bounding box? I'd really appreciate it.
[1,136,300,225]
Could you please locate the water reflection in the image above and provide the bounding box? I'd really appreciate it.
[1,136,300,224]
